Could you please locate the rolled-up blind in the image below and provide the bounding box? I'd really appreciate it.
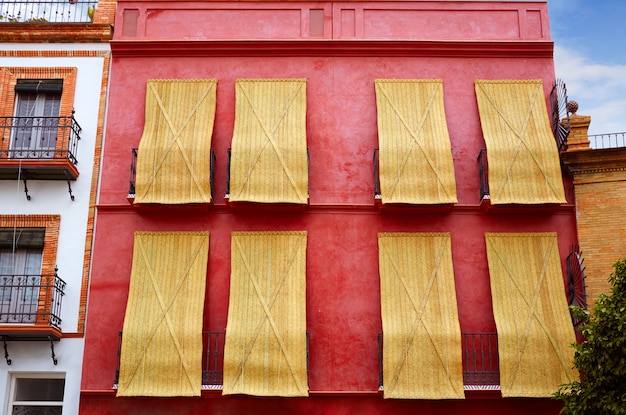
[117,231,209,397]
[475,80,566,205]
[375,80,457,205]
[229,79,308,204]
[378,232,464,399]
[134,79,217,204]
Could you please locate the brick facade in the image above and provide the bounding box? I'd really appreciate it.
[561,115,626,305]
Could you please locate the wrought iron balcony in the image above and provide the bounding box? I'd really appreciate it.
[0,115,81,180]
[378,332,500,390]
[0,1,97,23]
[225,147,310,201]
[477,147,489,201]
[567,243,587,328]
[461,332,499,387]
[0,269,66,339]
[373,148,381,199]
[115,331,310,389]
[128,147,216,201]
[550,79,571,152]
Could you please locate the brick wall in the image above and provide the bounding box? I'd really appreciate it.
[572,170,626,304]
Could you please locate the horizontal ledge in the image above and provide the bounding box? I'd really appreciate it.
[0,23,113,43]
[81,388,504,399]
[96,202,575,214]
[111,40,554,58]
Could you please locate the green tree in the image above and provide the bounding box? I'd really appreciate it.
[554,259,626,415]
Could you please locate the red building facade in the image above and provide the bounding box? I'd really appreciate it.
[80,1,579,413]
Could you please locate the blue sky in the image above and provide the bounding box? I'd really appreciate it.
[549,0,626,135]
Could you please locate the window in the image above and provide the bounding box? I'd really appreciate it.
[11,80,63,159]
[8,375,65,415]
[0,229,45,324]
[0,215,61,333]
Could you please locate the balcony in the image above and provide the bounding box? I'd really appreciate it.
[128,147,216,206]
[115,331,310,389]
[478,147,490,202]
[225,147,310,211]
[0,270,66,345]
[0,115,81,198]
[461,332,500,388]
[0,0,96,23]
[378,332,500,391]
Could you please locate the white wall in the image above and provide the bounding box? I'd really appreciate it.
[0,43,109,415]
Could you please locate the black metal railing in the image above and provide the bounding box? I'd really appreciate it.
[567,243,587,327]
[373,148,381,198]
[128,147,216,200]
[0,115,81,164]
[0,1,97,23]
[0,270,66,330]
[128,148,137,195]
[378,332,500,388]
[477,148,489,200]
[589,131,626,150]
[115,331,310,387]
[550,78,571,152]
[462,332,499,385]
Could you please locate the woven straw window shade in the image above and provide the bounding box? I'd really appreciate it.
[223,231,308,397]
[229,79,308,204]
[117,231,209,397]
[378,233,464,399]
[475,80,565,205]
[485,233,577,397]
[375,80,457,205]
[134,79,217,204]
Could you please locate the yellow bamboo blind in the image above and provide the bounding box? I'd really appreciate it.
[485,232,577,397]
[378,233,464,399]
[375,80,457,205]
[117,231,209,397]
[229,79,308,204]
[223,231,308,397]
[134,79,217,204]
[475,80,566,205]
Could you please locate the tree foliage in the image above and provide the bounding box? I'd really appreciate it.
[554,258,626,415]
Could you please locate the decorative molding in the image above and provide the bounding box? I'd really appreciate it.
[111,40,554,58]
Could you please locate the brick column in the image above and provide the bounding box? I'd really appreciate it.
[565,101,591,152]
[93,0,117,25]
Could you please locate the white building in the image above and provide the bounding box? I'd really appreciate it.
[0,3,113,413]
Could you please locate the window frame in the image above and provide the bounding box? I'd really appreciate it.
[0,67,76,159]
[6,373,65,415]
[12,81,63,159]
[0,215,61,330]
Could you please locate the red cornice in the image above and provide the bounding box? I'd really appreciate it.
[111,39,554,58]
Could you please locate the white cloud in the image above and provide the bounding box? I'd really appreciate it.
[554,45,626,135]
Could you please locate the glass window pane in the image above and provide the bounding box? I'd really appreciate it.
[14,378,65,402]
[12,405,62,415]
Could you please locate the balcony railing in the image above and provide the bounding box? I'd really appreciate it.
[550,79,571,153]
[589,131,626,150]
[373,148,381,199]
[461,332,499,386]
[567,243,587,328]
[115,331,310,388]
[128,147,216,200]
[378,332,500,389]
[477,148,489,201]
[0,115,81,165]
[0,270,66,331]
[0,1,97,23]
